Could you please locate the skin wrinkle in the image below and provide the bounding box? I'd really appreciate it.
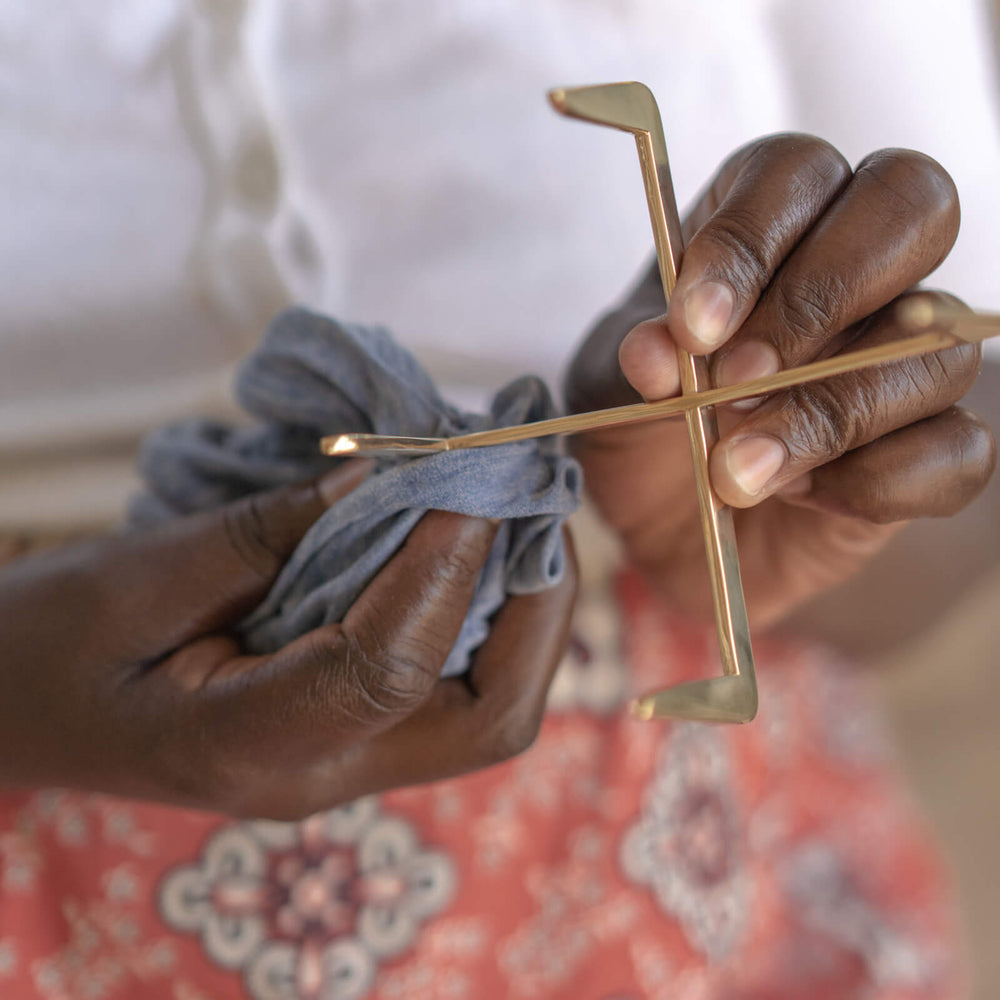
[305,629,391,727]
[728,157,959,369]
[786,406,995,524]
[918,343,981,392]
[345,644,428,720]
[716,290,982,502]
[795,379,867,459]
[729,331,977,497]
[685,136,852,310]
[908,352,954,407]
[341,622,439,719]
[739,133,848,198]
[741,138,851,234]
[772,268,854,353]
[700,208,779,295]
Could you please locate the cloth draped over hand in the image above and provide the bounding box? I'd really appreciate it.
[130,308,582,676]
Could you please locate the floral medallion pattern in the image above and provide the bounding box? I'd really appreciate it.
[159,799,455,999]
[620,724,747,961]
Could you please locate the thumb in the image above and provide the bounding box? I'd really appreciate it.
[95,459,374,657]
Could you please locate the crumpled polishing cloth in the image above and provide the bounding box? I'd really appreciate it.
[130,308,582,677]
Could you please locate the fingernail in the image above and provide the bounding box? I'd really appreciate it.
[318,458,376,505]
[619,320,680,400]
[715,341,781,410]
[716,341,781,387]
[724,436,786,497]
[683,280,735,353]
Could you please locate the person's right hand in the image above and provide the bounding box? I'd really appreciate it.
[0,461,576,820]
[566,135,994,627]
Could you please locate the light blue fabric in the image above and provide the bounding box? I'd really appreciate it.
[131,308,582,676]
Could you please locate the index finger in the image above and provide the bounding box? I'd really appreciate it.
[668,134,852,355]
[620,135,851,400]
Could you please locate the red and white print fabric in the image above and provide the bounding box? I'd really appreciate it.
[0,572,963,999]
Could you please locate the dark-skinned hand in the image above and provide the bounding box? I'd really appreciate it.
[566,134,996,627]
[0,460,576,820]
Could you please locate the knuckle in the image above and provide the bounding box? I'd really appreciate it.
[782,380,864,461]
[881,341,981,418]
[221,495,283,581]
[774,270,849,346]
[692,135,850,303]
[700,209,776,295]
[337,631,433,721]
[903,293,981,391]
[832,407,997,523]
[940,341,983,393]
[856,149,960,244]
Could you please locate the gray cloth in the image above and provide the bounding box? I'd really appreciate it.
[131,308,581,676]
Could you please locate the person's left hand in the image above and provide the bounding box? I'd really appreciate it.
[0,462,577,818]
[566,134,996,626]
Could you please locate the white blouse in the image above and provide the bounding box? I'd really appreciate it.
[1,0,998,529]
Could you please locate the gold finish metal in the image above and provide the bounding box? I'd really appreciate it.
[323,434,447,457]
[552,82,757,724]
[320,307,993,459]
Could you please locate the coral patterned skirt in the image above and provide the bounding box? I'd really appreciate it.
[0,570,962,999]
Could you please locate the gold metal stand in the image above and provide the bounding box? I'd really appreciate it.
[549,83,756,723]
